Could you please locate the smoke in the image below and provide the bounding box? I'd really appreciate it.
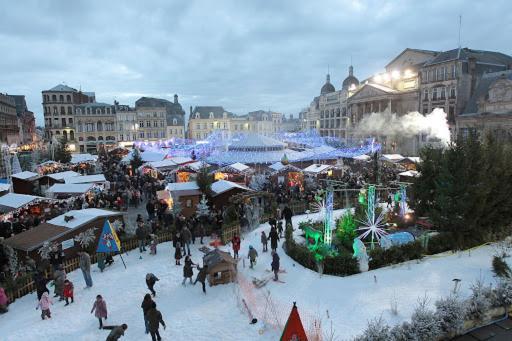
[355,108,450,145]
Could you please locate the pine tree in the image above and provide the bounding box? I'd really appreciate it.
[435,295,466,335]
[196,165,213,195]
[249,174,268,191]
[411,146,442,216]
[130,148,143,170]
[196,194,210,217]
[54,137,72,163]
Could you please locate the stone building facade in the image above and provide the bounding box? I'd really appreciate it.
[75,103,117,153]
[188,106,234,140]
[456,70,512,142]
[135,95,186,141]
[42,84,95,141]
[10,95,36,145]
[0,93,19,144]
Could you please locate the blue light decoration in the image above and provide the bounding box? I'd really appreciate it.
[133,130,382,166]
[400,184,407,218]
[324,190,334,246]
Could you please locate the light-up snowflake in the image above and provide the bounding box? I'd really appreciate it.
[356,209,388,249]
[311,200,326,217]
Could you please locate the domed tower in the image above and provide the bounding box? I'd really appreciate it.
[342,65,359,90]
[320,74,336,95]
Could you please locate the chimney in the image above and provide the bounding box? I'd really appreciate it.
[190,106,193,115]
[468,57,477,97]
[174,94,178,104]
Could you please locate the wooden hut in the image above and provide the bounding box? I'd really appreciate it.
[212,162,252,184]
[3,208,123,260]
[210,180,252,211]
[11,171,41,195]
[166,182,202,217]
[203,249,237,286]
[269,162,304,189]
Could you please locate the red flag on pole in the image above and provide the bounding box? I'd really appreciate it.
[280,302,308,341]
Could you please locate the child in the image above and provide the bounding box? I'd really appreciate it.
[145,273,159,297]
[149,235,158,255]
[91,295,108,329]
[36,291,53,320]
[248,245,258,269]
[182,255,196,285]
[63,279,74,306]
[261,231,268,252]
[175,241,182,265]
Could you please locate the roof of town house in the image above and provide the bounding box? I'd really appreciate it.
[47,84,78,92]
[423,47,512,67]
[135,96,185,126]
[11,171,40,181]
[462,70,512,115]
[190,106,234,120]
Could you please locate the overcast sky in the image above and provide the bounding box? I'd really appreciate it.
[1,0,511,125]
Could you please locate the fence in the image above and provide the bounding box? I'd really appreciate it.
[6,231,173,302]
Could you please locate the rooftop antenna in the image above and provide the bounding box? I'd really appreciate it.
[458,15,462,48]
[327,64,330,75]
[350,55,353,66]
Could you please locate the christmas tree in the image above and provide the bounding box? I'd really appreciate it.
[196,194,210,217]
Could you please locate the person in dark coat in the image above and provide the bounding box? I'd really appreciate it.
[181,226,192,256]
[231,233,241,259]
[271,251,280,281]
[136,224,147,253]
[269,227,280,252]
[261,231,268,252]
[146,302,166,341]
[282,206,293,228]
[141,294,154,334]
[145,273,159,297]
[105,324,128,341]
[146,201,155,220]
[182,255,196,285]
[194,264,208,294]
[34,272,49,300]
[174,241,182,265]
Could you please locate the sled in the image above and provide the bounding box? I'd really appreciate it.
[252,276,272,288]
[265,269,287,273]
[198,246,212,254]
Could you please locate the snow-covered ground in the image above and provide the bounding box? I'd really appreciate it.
[0,210,503,340]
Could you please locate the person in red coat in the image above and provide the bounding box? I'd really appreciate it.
[63,279,74,306]
[231,233,241,259]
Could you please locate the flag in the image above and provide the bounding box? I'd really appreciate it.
[280,302,308,341]
[97,219,121,253]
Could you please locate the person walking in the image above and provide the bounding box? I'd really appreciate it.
[194,264,208,294]
[248,245,258,269]
[53,265,66,300]
[182,255,196,285]
[175,241,182,265]
[146,302,166,341]
[91,294,108,329]
[271,251,280,281]
[105,324,128,341]
[261,231,268,252]
[79,251,93,288]
[63,279,74,305]
[34,272,49,300]
[145,273,159,297]
[282,206,293,229]
[136,223,148,253]
[231,233,241,259]
[0,287,9,314]
[36,291,53,320]
[181,226,192,256]
[269,227,280,253]
[141,294,154,334]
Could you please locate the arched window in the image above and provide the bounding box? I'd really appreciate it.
[87,108,91,115]
[195,113,200,119]
[63,131,68,140]
[173,118,177,125]
[77,108,82,114]
[66,95,71,102]
[79,137,83,141]
[70,131,74,140]
[97,121,103,131]
[87,136,96,141]
[55,130,61,135]
[67,106,72,114]
[96,109,101,115]
[60,107,65,115]
[98,136,104,141]
[52,95,57,101]
[209,112,214,119]
[59,95,64,102]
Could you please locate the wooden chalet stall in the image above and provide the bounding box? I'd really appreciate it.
[166,182,202,218]
[0,193,45,215]
[302,163,334,179]
[170,159,204,183]
[269,162,304,190]
[210,180,252,210]
[397,157,421,171]
[212,162,252,185]
[46,183,93,199]
[3,208,123,261]
[36,161,67,175]
[39,171,81,194]
[64,174,107,186]
[69,153,98,174]
[203,249,237,286]
[0,183,10,197]
[11,171,41,195]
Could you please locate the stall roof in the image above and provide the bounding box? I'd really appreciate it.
[399,170,421,177]
[11,171,40,181]
[403,156,421,163]
[0,193,43,211]
[380,154,405,162]
[65,174,106,184]
[47,208,119,229]
[353,154,371,161]
[269,162,286,171]
[229,162,250,172]
[147,159,178,169]
[167,156,193,165]
[269,162,302,173]
[184,161,208,171]
[166,182,200,191]
[46,171,81,181]
[4,223,70,252]
[211,180,252,196]
[303,164,332,174]
[70,153,98,164]
[47,183,93,194]
[0,183,10,192]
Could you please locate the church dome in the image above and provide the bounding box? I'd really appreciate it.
[342,65,359,90]
[320,74,336,95]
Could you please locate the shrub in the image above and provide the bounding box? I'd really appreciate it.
[435,295,466,335]
[494,279,512,307]
[466,280,494,321]
[369,240,423,270]
[354,317,391,341]
[424,232,454,255]
[409,298,442,341]
[323,253,359,276]
[492,256,511,278]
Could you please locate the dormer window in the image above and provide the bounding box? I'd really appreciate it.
[223,112,227,118]
[209,112,214,119]
[195,113,200,119]
[173,118,177,125]
[77,108,82,114]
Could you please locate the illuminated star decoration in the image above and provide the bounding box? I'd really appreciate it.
[311,199,326,217]
[356,209,388,249]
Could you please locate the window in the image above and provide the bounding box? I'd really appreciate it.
[195,113,200,119]
[60,107,66,115]
[69,118,73,124]
[451,64,457,78]
[139,121,144,128]
[120,134,124,141]
[97,122,103,131]
[223,122,227,129]
[67,106,72,114]
[210,122,214,129]
[423,107,429,114]
[52,94,57,101]
[146,121,150,127]
[119,123,123,131]
[440,87,446,100]
[161,120,165,127]
[209,112,214,119]
[173,119,177,125]
[66,95,71,102]
[234,124,238,130]
[432,88,438,101]
[76,108,82,115]
[78,122,83,132]
[203,123,207,129]
[441,67,446,80]
[428,70,434,82]
[423,89,429,100]
[450,87,456,99]
[105,122,114,131]
[59,95,64,102]
[86,123,95,132]
[139,132,144,138]
[153,121,158,127]
[160,131,165,138]
[53,106,58,114]
[196,123,200,129]
[87,108,91,115]
[196,133,200,139]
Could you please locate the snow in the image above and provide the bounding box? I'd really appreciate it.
[211,180,252,196]
[1,209,506,341]
[47,209,118,229]
[269,162,285,171]
[380,154,405,162]
[399,170,420,177]
[302,163,332,174]
[228,162,250,172]
[0,183,11,192]
[65,174,106,184]
[70,154,98,164]
[167,156,193,165]
[0,193,42,209]
[166,182,199,191]
[147,159,178,169]
[47,183,93,194]
[121,150,166,163]
[353,154,371,161]
[11,171,39,180]
[46,171,81,181]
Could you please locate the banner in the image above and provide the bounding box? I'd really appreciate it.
[96,219,121,253]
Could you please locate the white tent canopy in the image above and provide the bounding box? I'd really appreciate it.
[398,170,421,178]
[303,163,332,174]
[65,174,106,184]
[47,183,93,194]
[380,154,405,163]
[70,153,98,164]
[211,180,252,196]
[352,154,371,161]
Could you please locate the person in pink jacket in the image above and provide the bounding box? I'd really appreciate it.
[36,291,53,320]
[0,287,9,313]
[91,294,108,329]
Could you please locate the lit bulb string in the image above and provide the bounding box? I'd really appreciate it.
[132,131,381,165]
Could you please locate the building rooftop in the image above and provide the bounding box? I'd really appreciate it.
[190,106,234,120]
[462,70,512,115]
[47,84,78,92]
[423,47,512,67]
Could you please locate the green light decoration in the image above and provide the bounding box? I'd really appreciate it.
[367,185,376,224]
[356,185,388,249]
[304,226,323,251]
[324,191,334,246]
[337,211,356,243]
